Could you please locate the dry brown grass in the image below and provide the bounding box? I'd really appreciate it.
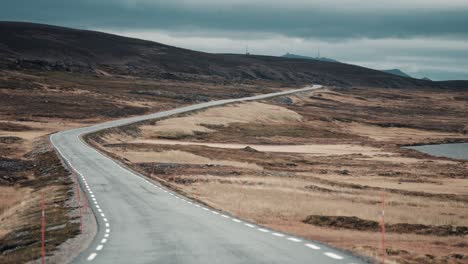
[343,122,466,143]
[182,177,467,227]
[305,173,468,196]
[115,149,263,170]
[139,102,302,139]
[128,139,391,156]
[0,186,30,215]
[0,186,32,237]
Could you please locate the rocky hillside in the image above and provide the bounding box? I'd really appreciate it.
[0,21,455,88]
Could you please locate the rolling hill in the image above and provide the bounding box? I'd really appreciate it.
[0,21,459,89]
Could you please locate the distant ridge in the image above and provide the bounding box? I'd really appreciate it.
[382,69,412,78]
[282,54,415,80]
[282,53,339,63]
[0,21,453,88]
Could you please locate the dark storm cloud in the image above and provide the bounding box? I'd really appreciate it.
[2,0,468,39]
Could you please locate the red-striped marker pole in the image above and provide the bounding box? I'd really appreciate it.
[381,192,386,264]
[76,175,82,233]
[41,192,45,264]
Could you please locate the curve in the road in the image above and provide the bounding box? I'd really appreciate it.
[50,85,370,264]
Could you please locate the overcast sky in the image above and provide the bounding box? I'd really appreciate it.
[2,0,468,80]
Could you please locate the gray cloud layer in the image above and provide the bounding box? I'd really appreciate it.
[2,0,468,80]
[4,0,468,39]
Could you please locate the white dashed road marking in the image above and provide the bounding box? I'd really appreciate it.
[51,138,112,263]
[287,237,302,242]
[324,252,344,260]
[87,253,97,261]
[272,232,285,237]
[305,243,321,250]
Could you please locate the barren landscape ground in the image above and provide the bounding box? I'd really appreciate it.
[2,21,468,264]
[0,69,282,263]
[87,87,468,264]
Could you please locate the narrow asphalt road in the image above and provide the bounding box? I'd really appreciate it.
[50,85,368,264]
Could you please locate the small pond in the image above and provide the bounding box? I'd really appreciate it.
[405,143,468,160]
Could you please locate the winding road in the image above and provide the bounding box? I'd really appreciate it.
[50,85,368,264]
